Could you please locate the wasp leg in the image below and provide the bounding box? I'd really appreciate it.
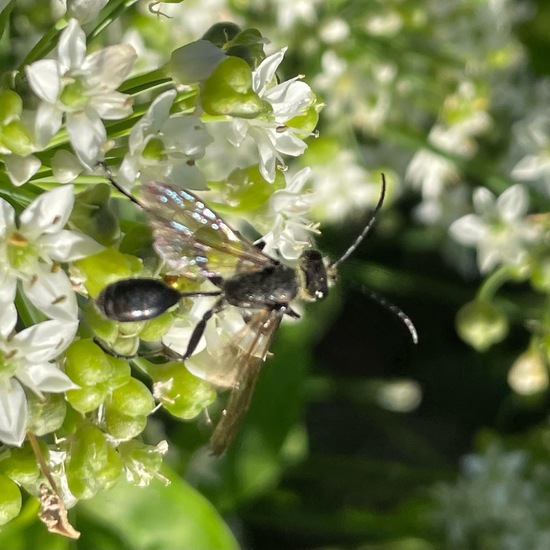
[183,297,226,360]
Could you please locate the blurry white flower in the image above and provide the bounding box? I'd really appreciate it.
[309,149,381,222]
[0,307,78,447]
[25,18,136,168]
[511,109,550,193]
[228,48,315,183]
[118,90,212,191]
[0,185,103,320]
[449,184,540,273]
[66,0,108,23]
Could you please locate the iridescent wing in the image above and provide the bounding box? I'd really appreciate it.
[140,182,274,279]
[209,307,284,455]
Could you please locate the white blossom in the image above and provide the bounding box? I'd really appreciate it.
[449,184,540,273]
[0,307,78,447]
[118,90,212,191]
[258,167,317,260]
[25,18,136,169]
[227,48,315,183]
[0,185,103,320]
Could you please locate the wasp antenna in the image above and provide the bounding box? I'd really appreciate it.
[97,161,143,208]
[330,174,386,269]
[363,288,418,345]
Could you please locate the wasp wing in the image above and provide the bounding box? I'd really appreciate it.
[140,182,274,279]
[209,307,284,456]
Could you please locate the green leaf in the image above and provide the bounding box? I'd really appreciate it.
[80,470,239,550]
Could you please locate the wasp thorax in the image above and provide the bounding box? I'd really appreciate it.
[298,249,329,301]
[223,265,299,309]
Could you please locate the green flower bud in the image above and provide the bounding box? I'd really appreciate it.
[0,120,35,156]
[0,90,23,124]
[67,383,108,414]
[109,335,140,358]
[67,425,120,499]
[105,409,148,440]
[202,22,241,47]
[456,300,509,351]
[508,348,548,395]
[65,339,113,386]
[84,300,119,343]
[286,103,320,136]
[0,474,22,525]
[0,442,42,486]
[140,312,175,342]
[152,362,216,420]
[531,255,550,293]
[75,248,143,298]
[118,440,167,486]
[210,165,285,213]
[201,57,267,118]
[105,355,132,390]
[26,393,66,436]
[108,378,155,417]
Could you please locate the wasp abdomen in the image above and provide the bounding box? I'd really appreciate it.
[96,278,182,322]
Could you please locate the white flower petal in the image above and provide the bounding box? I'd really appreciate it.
[13,318,78,363]
[19,185,74,239]
[91,91,134,119]
[16,362,79,397]
[140,89,176,135]
[34,102,63,147]
[81,44,137,91]
[0,198,15,239]
[66,109,106,169]
[170,39,227,83]
[269,129,308,156]
[0,270,16,307]
[22,268,79,322]
[449,214,488,245]
[253,48,286,95]
[40,230,103,261]
[498,184,528,221]
[4,154,41,186]
[58,19,87,74]
[0,379,27,447]
[0,301,17,339]
[268,80,312,120]
[472,187,495,215]
[117,154,139,188]
[166,161,208,190]
[52,150,84,183]
[512,155,550,181]
[162,116,213,158]
[25,59,61,103]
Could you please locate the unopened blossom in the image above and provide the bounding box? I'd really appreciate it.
[0,185,103,320]
[0,305,78,447]
[118,90,212,191]
[449,184,540,273]
[25,18,136,168]
[228,48,315,183]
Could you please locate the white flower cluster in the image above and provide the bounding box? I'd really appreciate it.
[0,10,321,447]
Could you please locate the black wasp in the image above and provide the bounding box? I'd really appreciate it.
[96,174,417,455]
